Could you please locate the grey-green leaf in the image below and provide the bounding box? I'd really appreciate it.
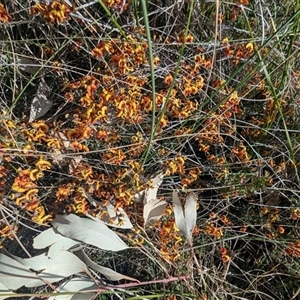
[142,172,164,225]
[184,193,197,243]
[29,78,52,122]
[172,191,188,237]
[48,277,98,300]
[20,251,87,287]
[0,281,16,299]
[16,56,40,74]
[143,199,168,226]
[73,249,138,282]
[33,228,79,258]
[0,253,43,289]
[52,214,128,251]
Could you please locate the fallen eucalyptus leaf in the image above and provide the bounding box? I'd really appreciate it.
[33,227,79,258]
[134,190,145,203]
[19,251,87,287]
[172,191,197,244]
[143,172,165,226]
[184,192,197,242]
[0,281,16,299]
[172,190,188,238]
[0,253,43,289]
[143,172,164,207]
[52,214,128,251]
[73,249,138,282]
[143,198,168,226]
[48,277,98,300]
[29,77,52,122]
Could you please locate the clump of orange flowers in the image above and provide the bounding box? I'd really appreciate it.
[31,1,73,24]
[203,222,224,239]
[220,246,231,263]
[158,218,183,261]
[102,0,128,12]
[0,4,12,22]
[0,222,18,248]
[10,157,53,224]
[286,241,300,257]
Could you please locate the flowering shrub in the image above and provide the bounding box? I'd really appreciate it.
[1,0,300,298]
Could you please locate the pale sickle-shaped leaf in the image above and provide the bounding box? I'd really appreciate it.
[0,281,15,300]
[29,78,52,122]
[47,238,79,259]
[33,227,79,249]
[52,214,128,251]
[143,172,164,207]
[33,227,79,258]
[0,253,43,289]
[73,249,138,282]
[19,251,87,287]
[142,172,164,225]
[143,199,168,226]
[16,56,40,75]
[48,277,98,300]
[84,191,133,229]
[172,190,188,238]
[184,193,197,243]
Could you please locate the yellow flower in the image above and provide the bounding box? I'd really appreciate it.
[70,141,89,152]
[153,56,160,67]
[80,93,93,107]
[56,183,75,200]
[31,120,49,132]
[30,3,47,15]
[15,195,26,206]
[72,163,93,180]
[32,206,52,224]
[25,189,39,202]
[222,254,231,263]
[91,47,104,59]
[35,157,51,170]
[95,105,108,120]
[103,149,126,165]
[245,42,254,52]
[30,169,44,181]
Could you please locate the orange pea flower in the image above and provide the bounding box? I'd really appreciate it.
[12,169,37,193]
[32,206,52,224]
[0,4,12,23]
[35,157,51,170]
